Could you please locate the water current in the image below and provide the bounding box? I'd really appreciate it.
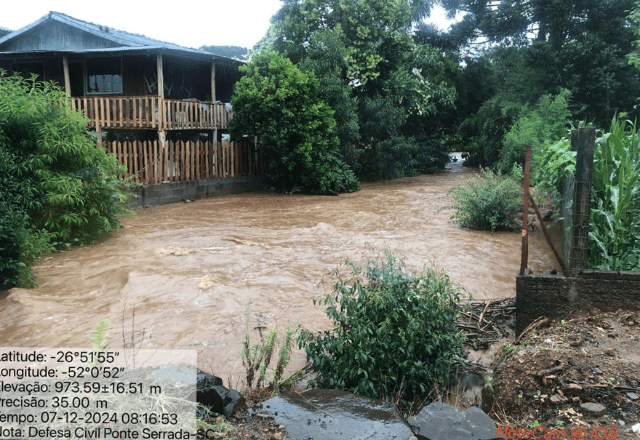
[0,157,558,385]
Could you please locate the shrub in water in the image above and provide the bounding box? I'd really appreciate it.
[300,250,467,407]
[447,169,522,231]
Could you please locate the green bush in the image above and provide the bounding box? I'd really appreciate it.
[228,52,359,194]
[0,73,129,288]
[448,169,522,231]
[300,250,467,408]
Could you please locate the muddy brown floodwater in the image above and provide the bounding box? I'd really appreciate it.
[0,158,558,386]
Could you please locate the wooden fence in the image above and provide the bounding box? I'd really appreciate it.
[102,139,262,184]
[72,96,232,130]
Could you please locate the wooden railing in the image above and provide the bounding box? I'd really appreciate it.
[72,96,233,130]
[102,139,262,184]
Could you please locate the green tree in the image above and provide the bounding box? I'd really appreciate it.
[228,51,359,194]
[0,73,129,288]
[258,0,456,179]
[498,89,572,174]
[445,0,640,169]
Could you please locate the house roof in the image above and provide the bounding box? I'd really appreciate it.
[0,27,12,38]
[0,12,242,65]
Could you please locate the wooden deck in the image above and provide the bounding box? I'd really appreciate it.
[71,96,233,130]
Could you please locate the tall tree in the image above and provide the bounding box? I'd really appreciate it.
[256,0,456,178]
[446,0,640,169]
[228,52,359,194]
[442,0,635,50]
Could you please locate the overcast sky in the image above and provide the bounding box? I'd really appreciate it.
[0,1,455,50]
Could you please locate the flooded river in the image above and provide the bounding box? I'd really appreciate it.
[0,159,557,386]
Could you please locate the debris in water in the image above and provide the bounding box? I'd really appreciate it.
[156,248,196,256]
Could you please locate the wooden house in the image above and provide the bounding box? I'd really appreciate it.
[0,12,261,185]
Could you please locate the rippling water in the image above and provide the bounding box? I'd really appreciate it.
[0,158,557,385]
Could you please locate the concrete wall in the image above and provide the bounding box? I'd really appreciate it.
[129,175,267,208]
[516,270,640,335]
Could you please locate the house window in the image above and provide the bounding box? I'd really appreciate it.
[86,58,122,94]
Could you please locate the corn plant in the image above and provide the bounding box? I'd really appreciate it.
[588,117,640,270]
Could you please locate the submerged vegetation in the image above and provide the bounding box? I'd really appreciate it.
[299,250,467,409]
[447,169,522,232]
[242,299,301,394]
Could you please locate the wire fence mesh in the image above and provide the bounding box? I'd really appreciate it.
[561,174,575,270]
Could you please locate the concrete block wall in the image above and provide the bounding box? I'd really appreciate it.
[129,175,267,208]
[516,270,640,335]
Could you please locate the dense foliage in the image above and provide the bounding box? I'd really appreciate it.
[589,118,640,271]
[0,73,129,288]
[498,90,572,174]
[256,0,457,180]
[444,0,640,169]
[228,52,359,194]
[300,250,467,408]
[532,117,640,271]
[447,169,522,231]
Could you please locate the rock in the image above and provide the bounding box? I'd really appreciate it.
[627,392,639,401]
[562,384,583,395]
[262,389,414,440]
[408,402,496,440]
[550,394,567,403]
[460,372,485,406]
[197,369,223,387]
[196,370,245,418]
[580,402,607,417]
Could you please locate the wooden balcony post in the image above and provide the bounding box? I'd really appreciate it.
[211,61,216,103]
[62,56,71,97]
[157,53,165,146]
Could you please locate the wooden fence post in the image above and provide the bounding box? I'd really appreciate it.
[520,146,531,275]
[569,127,596,273]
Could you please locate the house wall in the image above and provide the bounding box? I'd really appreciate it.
[515,271,640,335]
[162,54,211,101]
[0,53,64,84]
[0,53,239,106]
[122,55,156,96]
